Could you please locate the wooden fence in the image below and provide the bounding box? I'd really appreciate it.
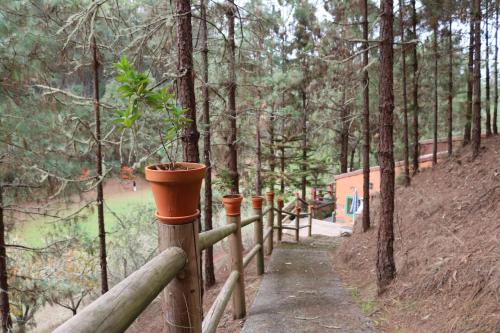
[52,191,336,333]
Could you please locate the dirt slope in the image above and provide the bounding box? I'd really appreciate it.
[335,135,500,333]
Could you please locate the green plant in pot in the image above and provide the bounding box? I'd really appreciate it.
[114,56,205,224]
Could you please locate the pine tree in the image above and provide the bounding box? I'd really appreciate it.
[400,0,411,186]
[226,0,239,194]
[447,17,453,156]
[472,0,482,159]
[410,0,420,174]
[494,0,498,134]
[485,0,492,136]
[200,0,215,288]
[376,0,396,294]
[91,35,108,295]
[464,17,474,145]
[362,0,371,231]
[176,0,200,162]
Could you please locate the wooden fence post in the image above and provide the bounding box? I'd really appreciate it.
[222,194,246,319]
[295,205,301,243]
[157,216,202,333]
[308,205,313,237]
[265,192,274,255]
[277,197,283,242]
[252,196,265,275]
[295,192,300,243]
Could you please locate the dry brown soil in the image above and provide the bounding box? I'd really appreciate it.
[334,135,500,333]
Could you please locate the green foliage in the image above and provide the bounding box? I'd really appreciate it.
[113,56,191,164]
[213,169,235,194]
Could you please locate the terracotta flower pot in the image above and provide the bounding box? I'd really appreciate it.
[145,162,206,224]
[277,197,284,209]
[251,196,264,209]
[223,194,243,216]
[265,192,275,204]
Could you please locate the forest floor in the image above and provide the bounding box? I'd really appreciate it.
[334,135,500,333]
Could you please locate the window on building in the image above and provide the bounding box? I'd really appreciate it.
[345,195,353,217]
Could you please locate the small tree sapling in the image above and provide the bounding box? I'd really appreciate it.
[113,56,191,169]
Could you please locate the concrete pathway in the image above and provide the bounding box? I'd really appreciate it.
[282,217,353,238]
[241,244,375,333]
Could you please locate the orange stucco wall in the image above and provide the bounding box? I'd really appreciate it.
[334,156,435,224]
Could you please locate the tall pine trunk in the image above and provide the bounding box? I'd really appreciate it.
[175,0,202,297]
[301,89,307,200]
[464,18,474,145]
[400,0,410,186]
[472,0,482,159]
[92,36,108,295]
[362,0,371,231]
[432,25,438,166]
[494,0,498,134]
[176,0,200,162]
[340,89,349,173]
[376,0,396,294]
[485,0,492,136]
[447,18,453,156]
[0,187,11,333]
[410,0,420,174]
[349,142,357,171]
[280,140,285,194]
[256,106,262,195]
[269,53,276,193]
[200,0,215,288]
[269,108,276,193]
[226,0,239,194]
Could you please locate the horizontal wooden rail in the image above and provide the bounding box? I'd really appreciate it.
[279,225,309,230]
[54,247,187,333]
[243,244,262,268]
[275,208,296,216]
[297,197,309,206]
[241,207,272,228]
[199,223,237,251]
[202,271,240,333]
[241,214,259,228]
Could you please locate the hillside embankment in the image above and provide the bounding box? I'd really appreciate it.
[335,135,500,332]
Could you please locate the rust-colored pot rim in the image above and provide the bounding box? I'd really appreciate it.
[265,191,275,202]
[145,162,206,183]
[223,194,243,200]
[156,210,200,225]
[223,194,243,216]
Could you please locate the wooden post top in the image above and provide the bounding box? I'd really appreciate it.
[223,194,243,216]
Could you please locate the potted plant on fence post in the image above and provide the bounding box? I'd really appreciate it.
[113,55,206,223]
[114,56,204,331]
